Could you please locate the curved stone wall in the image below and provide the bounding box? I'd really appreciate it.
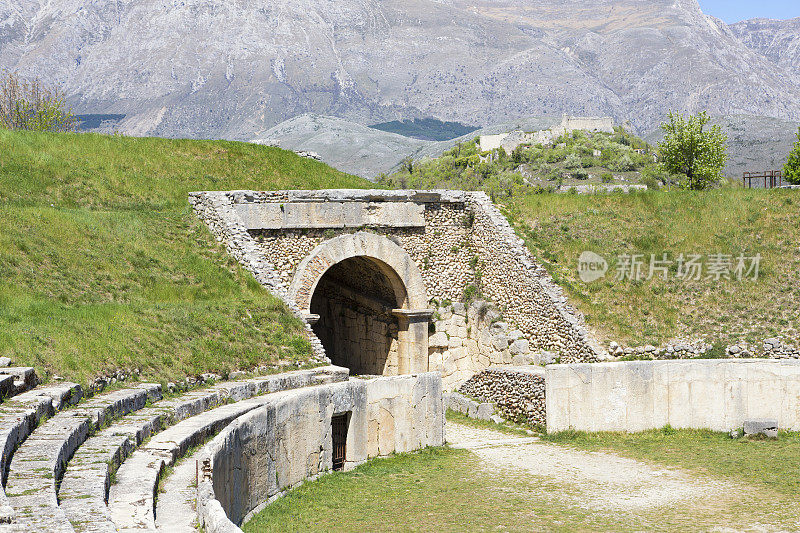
[196,373,445,532]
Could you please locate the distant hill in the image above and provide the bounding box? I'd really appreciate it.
[251,115,434,179]
[253,113,799,181]
[369,118,479,141]
[251,115,575,179]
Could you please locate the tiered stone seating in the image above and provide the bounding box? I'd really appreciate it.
[4,383,161,531]
[0,381,82,525]
[154,446,205,532]
[0,366,346,532]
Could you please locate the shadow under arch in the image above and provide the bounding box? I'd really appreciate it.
[289,232,432,375]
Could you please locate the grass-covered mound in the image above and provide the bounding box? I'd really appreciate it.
[377,128,661,197]
[0,129,369,385]
[507,188,800,349]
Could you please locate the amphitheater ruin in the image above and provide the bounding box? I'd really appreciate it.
[0,188,797,531]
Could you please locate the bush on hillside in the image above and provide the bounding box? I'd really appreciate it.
[0,70,76,132]
[784,127,800,185]
[610,153,636,172]
[657,111,728,190]
[564,153,581,169]
[572,168,589,180]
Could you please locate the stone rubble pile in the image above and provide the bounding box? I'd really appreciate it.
[458,366,546,427]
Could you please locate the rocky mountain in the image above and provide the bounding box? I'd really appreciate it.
[730,18,800,79]
[2,0,800,142]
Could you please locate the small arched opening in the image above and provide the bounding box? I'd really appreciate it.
[310,256,403,375]
[289,232,433,376]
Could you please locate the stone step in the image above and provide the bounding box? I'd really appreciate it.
[3,383,161,531]
[0,377,15,403]
[0,382,82,524]
[0,368,38,395]
[60,366,347,532]
[108,395,279,532]
[153,446,204,532]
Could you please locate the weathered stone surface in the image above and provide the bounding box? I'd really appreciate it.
[235,201,425,230]
[743,419,779,438]
[512,354,534,366]
[510,339,530,356]
[547,360,800,433]
[196,373,443,532]
[444,391,495,421]
[4,383,161,532]
[55,367,347,532]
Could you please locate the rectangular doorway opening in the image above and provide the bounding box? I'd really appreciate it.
[331,412,350,471]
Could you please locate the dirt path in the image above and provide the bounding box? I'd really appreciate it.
[446,421,727,513]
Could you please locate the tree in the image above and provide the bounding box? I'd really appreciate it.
[784,127,800,185]
[0,70,76,132]
[657,111,727,190]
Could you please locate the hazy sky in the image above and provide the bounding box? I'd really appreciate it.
[698,0,800,23]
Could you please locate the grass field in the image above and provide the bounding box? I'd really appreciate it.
[506,188,800,349]
[0,129,369,385]
[544,427,800,498]
[244,423,800,532]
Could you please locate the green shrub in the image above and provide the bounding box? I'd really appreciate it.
[784,127,800,185]
[640,174,661,190]
[564,153,581,169]
[0,70,76,132]
[657,110,728,190]
[600,172,614,183]
[572,168,589,180]
[610,153,636,172]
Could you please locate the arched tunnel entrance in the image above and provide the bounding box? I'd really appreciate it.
[310,257,402,375]
[290,233,433,376]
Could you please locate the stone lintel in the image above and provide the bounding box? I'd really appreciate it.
[392,309,435,323]
[303,313,321,326]
[234,201,425,230]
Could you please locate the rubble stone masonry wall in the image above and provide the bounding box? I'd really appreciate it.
[190,190,602,386]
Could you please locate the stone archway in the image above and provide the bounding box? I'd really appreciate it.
[289,232,432,375]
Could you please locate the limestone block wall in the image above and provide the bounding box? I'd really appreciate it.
[429,299,537,390]
[311,282,400,375]
[196,373,444,532]
[546,359,800,433]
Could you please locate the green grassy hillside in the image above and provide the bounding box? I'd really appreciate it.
[507,189,800,350]
[0,129,370,385]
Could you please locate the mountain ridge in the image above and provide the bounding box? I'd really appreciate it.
[2,0,799,141]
